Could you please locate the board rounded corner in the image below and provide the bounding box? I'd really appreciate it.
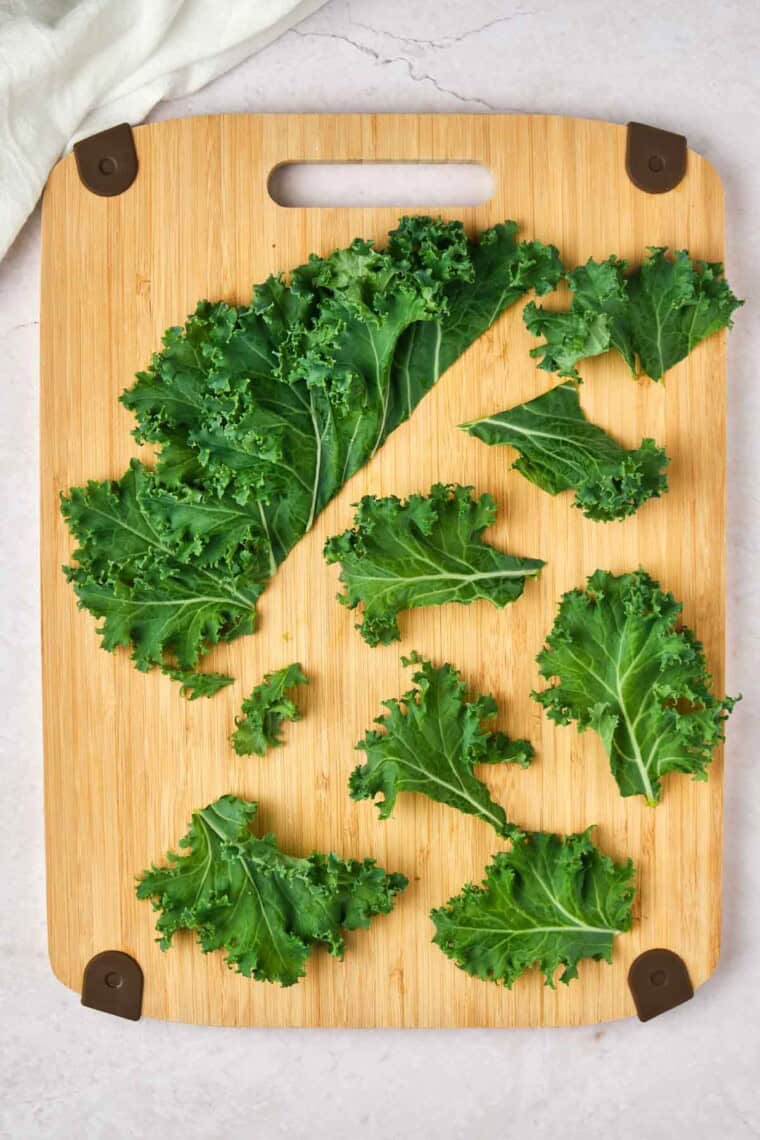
[46,941,83,1001]
[697,934,722,990]
[687,145,726,205]
[42,146,77,209]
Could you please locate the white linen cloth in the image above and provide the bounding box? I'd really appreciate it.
[0,0,325,259]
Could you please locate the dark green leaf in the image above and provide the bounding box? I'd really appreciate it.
[524,250,742,381]
[627,248,743,381]
[232,663,309,756]
[324,484,544,645]
[352,653,533,836]
[532,569,738,803]
[136,794,407,986]
[431,828,635,987]
[161,667,234,700]
[462,382,669,522]
[61,460,267,671]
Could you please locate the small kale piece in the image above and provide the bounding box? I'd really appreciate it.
[136,794,407,986]
[352,653,533,836]
[431,828,635,988]
[324,484,544,645]
[161,666,234,700]
[232,663,308,756]
[524,249,742,381]
[533,569,738,803]
[462,382,669,522]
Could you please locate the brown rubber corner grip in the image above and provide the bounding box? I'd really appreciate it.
[81,950,143,1020]
[73,123,138,197]
[626,122,687,194]
[628,948,694,1022]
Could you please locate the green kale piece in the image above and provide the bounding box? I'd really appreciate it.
[137,794,407,986]
[431,828,635,987]
[324,484,544,645]
[352,654,533,836]
[533,569,738,803]
[61,460,267,671]
[232,663,308,756]
[462,382,669,521]
[161,667,234,700]
[524,249,742,381]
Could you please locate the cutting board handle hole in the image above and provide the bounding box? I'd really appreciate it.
[267,162,494,208]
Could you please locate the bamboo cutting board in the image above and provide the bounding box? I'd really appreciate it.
[40,114,727,1027]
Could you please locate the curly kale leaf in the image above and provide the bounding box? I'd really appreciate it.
[524,249,742,381]
[533,569,738,803]
[61,460,267,671]
[232,663,309,756]
[352,653,533,836]
[431,828,635,988]
[462,382,669,522]
[136,794,407,986]
[324,484,544,645]
[627,248,743,380]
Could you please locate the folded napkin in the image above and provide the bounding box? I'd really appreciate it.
[0,0,325,259]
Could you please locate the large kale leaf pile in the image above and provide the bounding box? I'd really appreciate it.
[62,217,561,679]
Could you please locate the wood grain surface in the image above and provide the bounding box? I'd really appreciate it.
[40,114,727,1026]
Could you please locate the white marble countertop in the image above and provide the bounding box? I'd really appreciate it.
[1,2,758,1137]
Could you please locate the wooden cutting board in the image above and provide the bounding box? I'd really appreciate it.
[40,113,727,1027]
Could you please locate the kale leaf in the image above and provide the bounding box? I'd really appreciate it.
[524,249,742,381]
[462,382,669,522]
[324,484,544,645]
[351,653,533,836]
[628,248,742,380]
[532,569,737,803]
[431,828,635,987]
[136,794,407,986]
[232,663,308,756]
